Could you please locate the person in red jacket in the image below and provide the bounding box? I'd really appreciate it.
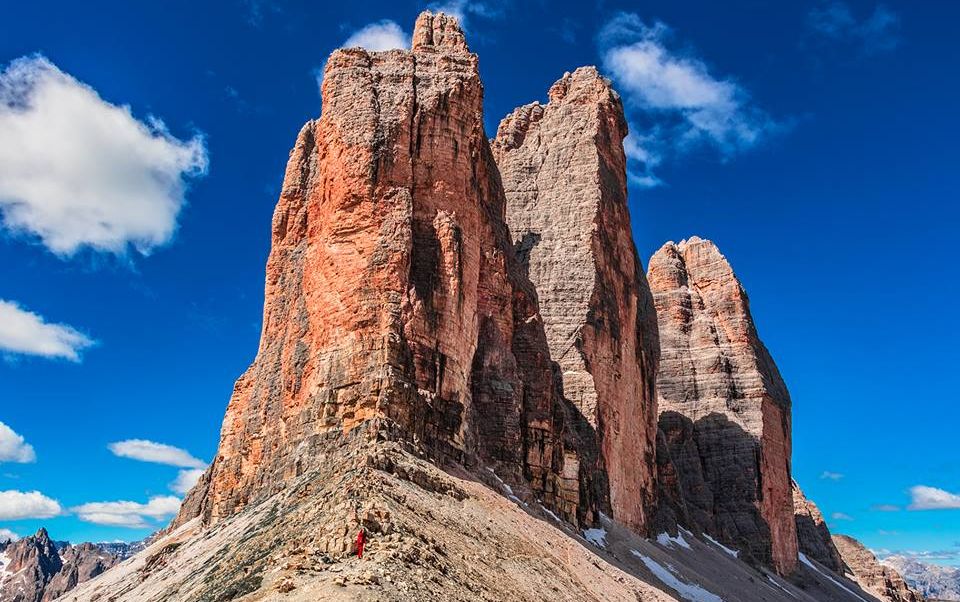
[356,528,366,559]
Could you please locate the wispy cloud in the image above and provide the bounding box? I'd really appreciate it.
[0,489,62,520]
[427,0,505,30]
[72,495,180,529]
[808,2,900,55]
[598,13,779,186]
[821,471,844,481]
[831,512,854,521]
[108,439,206,469]
[0,300,94,361]
[908,485,960,510]
[341,20,410,52]
[0,421,35,463]
[872,504,901,512]
[0,56,207,257]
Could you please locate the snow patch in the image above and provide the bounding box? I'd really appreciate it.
[656,531,692,549]
[539,504,561,523]
[485,467,514,496]
[703,534,739,558]
[799,552,870,602]
[582,528,607,548]
[630,550,724,602]
[0,551,10,583]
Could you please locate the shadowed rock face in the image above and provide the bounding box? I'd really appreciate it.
[794,481,846,573]
[647,237,798,575]
[175,11,606,530]
[492,67,660,534]
[833,535,924,602]
[0,529,118,602]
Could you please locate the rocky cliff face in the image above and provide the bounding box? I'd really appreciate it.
[0,529,118,602]
[833,535,924,602]
[794,481,846,573]
[176,11,607,531]
[647,236,799,574]
[492,67,660,534]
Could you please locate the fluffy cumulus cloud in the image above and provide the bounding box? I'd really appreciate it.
[169,468,205,496]
[341,20,409,52]
[908,485,960,511]
[0,421,35,463]
[0,56,208,257]
[0,300,94,361]
[0,490,62,520]
[72,495,181,528]
[599,13,778,186]
[108,439,206,469]
[808,2,900,54]
[0,527,19,542]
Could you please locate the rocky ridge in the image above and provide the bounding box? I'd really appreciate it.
[794,481,846,573]
[833,535,923,602]
[0,529,119,602]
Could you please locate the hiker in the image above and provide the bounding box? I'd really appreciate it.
[356,528,366,558]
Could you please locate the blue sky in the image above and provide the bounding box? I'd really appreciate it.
[1,0,957,565]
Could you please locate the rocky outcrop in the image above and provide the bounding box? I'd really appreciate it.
[794,481,846,572]
[833,535,924,602]
[492,67,660,534]
[883,556,960,601]
[648,237,798,574]
[176,10,607,532]
[0,529,118,602]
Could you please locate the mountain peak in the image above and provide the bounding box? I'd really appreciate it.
[412,11,469,52]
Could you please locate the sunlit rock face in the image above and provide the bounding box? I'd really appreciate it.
[493,67,660,534]
[648,237,798,575]
[175,11,608,531]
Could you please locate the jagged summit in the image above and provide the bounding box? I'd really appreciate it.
[412,11,469,51]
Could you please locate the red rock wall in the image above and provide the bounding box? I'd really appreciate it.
[648,237,799,574]
[492,67,660,534]
[176,12,605,529]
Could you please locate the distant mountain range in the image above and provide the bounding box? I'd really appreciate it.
[883,556,960,601]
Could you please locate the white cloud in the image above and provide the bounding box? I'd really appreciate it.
[808,2,899,54]
[0,528,18,542]
[0,300,94,361]
[341,20,409,52]
[0,421,35,463]
[820,471,844,481]
[908,485,960,511]
[427,1,502,30]
[0,56,208,256]
[831,512,854,521]
[0,490,62,520]
[599,13,778,185]
[108,439,206,469]
[72,495,181,529]
[872,504,901,512]
[169,468,205,495]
